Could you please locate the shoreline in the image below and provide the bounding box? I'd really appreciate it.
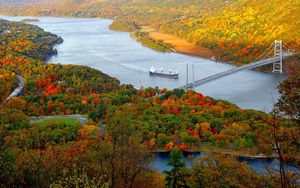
[148,31,216,60]
[150,149,276,159]
[2,14,215,60]
[43,38,64,62]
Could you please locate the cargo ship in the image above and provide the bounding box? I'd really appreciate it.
[149,66,179,79]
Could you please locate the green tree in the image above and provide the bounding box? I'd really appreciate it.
[0,108,29,130]
[50,166,109,188]
[164,149,188,188]
[258,113,300,188]
[93,104,153,188]
[276,69,300,123]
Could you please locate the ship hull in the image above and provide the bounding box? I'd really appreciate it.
[149,71,179,79]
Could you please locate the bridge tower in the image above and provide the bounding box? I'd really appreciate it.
[186,63,189,90]
[185,63,195,91]
[273,40,283,73]
[192,64,195,89]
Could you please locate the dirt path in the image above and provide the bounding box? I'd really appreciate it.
[149,32,215,59]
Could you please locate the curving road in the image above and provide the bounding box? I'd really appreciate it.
[6,74,25,100]
[5,75,88,126]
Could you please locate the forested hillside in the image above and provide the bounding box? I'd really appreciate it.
[0,19,122,112]
[159,0,300,64]
[0,0,299,66]
[0,0,41,4]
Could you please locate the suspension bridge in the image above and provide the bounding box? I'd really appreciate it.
[179,40,297,90]
[4,40,298,101]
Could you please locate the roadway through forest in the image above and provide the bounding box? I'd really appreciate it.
[6,74,25,100]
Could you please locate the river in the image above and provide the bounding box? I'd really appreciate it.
[2,16,288,112]
[1,16,293,173]
[152,152,298,174]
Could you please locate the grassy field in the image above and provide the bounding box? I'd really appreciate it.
[34,118,81,126]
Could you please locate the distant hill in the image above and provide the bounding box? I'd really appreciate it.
[0,0,42,4]
[0,0,227,22]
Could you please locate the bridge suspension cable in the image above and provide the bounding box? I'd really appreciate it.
[281,42,299,66]
[180,40,293,90]
[251,43,274,63]
[281,42,299,54]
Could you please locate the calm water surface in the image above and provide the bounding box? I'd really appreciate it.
[1,16,292,173]
[152,152,298,174]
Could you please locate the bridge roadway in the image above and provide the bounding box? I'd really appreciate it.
[6,74,25,100]
[179,53,293,90]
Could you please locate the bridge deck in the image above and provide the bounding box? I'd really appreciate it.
[180,53,292,90]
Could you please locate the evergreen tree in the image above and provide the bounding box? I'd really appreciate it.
[164,149,188,188]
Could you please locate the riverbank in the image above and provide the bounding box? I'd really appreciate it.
[89,18,225,62]
[20,18,40,23]
[151,148,275,159]
[108,22,216,59]
[7,16,285,111]
[130,31,173,52]
[149,32,215,59]
[124,25,297,74]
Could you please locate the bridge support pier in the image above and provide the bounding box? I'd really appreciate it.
[185,63,195,91]
[273,40,283,73]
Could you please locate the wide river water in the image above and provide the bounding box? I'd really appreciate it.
[1,16,294,173]
[2,16,288,112]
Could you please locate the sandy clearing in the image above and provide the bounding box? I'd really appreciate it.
[149,32,215,59]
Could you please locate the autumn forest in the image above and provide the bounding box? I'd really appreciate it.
[0,0,299,188]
